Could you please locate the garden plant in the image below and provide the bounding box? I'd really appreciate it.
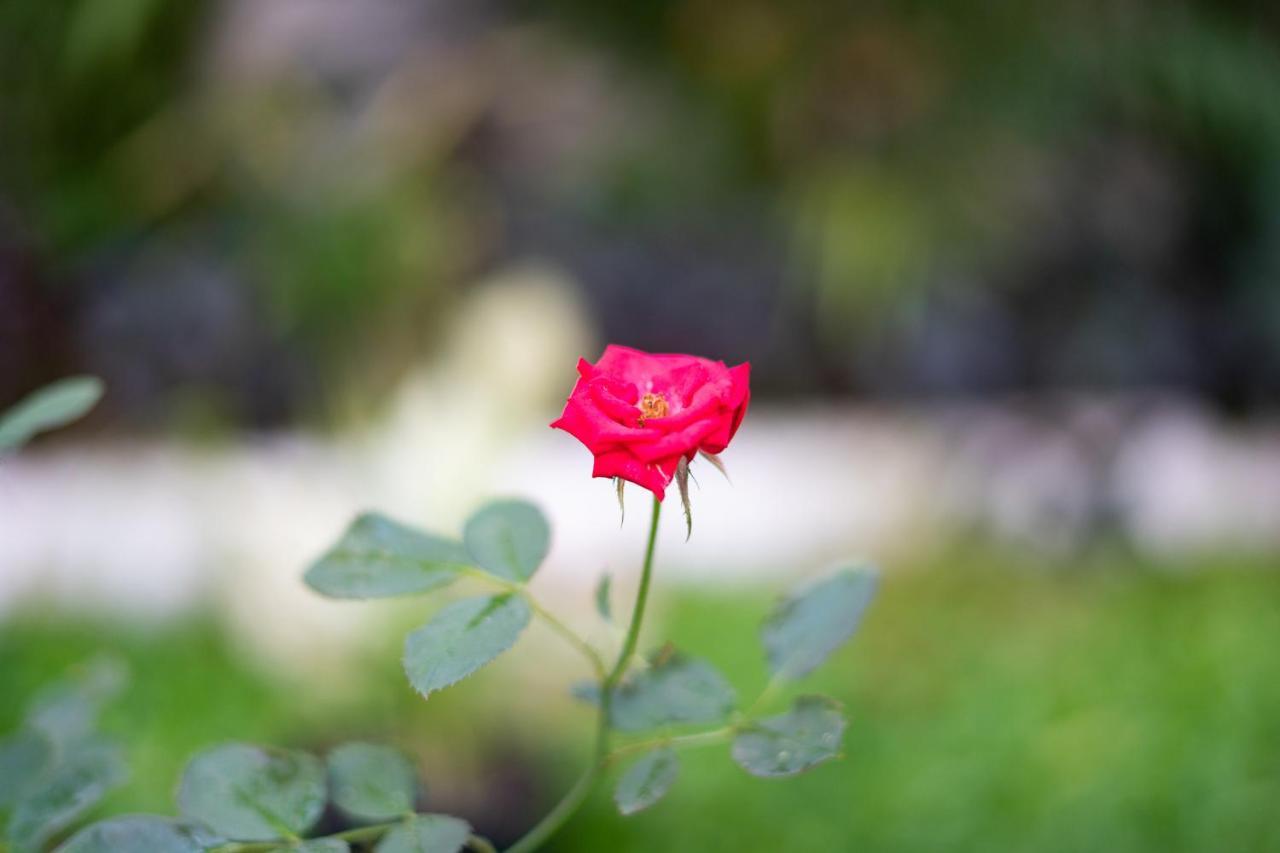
[0,347,877,852]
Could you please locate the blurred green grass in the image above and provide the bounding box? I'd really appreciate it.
[2,547,1278,851]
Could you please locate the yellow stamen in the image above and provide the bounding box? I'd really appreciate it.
[637,393,669,425]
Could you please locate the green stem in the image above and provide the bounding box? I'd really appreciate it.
[505,495,662,853]
[605,726,734,765]
[464,569,607,679]
[467,835,500,853]
[213,823,497,852]
[524,595,607,680]
[745,673,786,717]
[608,495,662,689]
[328,821,398,843]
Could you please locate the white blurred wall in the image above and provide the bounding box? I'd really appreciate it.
[2,264,1279,669]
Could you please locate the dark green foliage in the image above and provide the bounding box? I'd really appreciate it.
[731,696,846,778]
[608,654,737,732]
[328,742,418,822]
[614,749,679,815]
[0,661,128,853]
[176,744,325,841]
[403,595,532,699]
[0,377,103,452]
[463,500,552,583]
[375,815,472,853]
[56,817,223,853]
[305,514,469,600]
[762,567,877,680]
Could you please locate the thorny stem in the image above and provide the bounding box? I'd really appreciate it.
[505,496,663,853]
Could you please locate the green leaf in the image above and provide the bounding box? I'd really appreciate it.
[305,513,470,599]
[0,376,104,452]
[7,744,127,852]
[609,653,737,732]
[328,742,417,821]
[403,594,531,699]
[0,730,53,808]
[375,814,471,853]
[54,817,223,853]
[762,567,877,680]
[731,696,846,778]
[177,743,325,841]
[296,841,351,852]
[462,500,550,582]
[25,657,128,748]
[615,477,626,524]
[595,574,613,623]
[614,748,679,816]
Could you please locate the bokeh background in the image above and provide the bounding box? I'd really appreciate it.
[2,0,1279,850]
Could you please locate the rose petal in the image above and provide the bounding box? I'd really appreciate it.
[629,417,721,463]
[641,384,723,430]
[592,450,674,500]
[649,361,716,405]
[594,345,669,386]
[552,395,662,453]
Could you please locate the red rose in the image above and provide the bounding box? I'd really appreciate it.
[551,345,750,500]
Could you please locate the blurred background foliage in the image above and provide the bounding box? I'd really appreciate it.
[3,0,1279,429]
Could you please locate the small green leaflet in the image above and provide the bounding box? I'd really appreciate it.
[403,594,532,699]
[177,743,326,841]
[0,730,53,809]
[0,376,103,452]
[305,513,470,599]
[25,656,128,749]
[328,742,417,821]
[615,477,626,525]
[463,500,551,583]
[595,574,613,622]
[54,817,223,853]
[608,653,737,732]
[375,814,472,853]
[614,748,679,815]
[731,695,846,778]
[762,567,877,680]
[6,744,127,853]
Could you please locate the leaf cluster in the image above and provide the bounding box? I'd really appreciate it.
[306,498,878,818]
[57,741,480,853]
[0,658,128,853]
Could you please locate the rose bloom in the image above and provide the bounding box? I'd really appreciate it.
[551,345,750,500]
